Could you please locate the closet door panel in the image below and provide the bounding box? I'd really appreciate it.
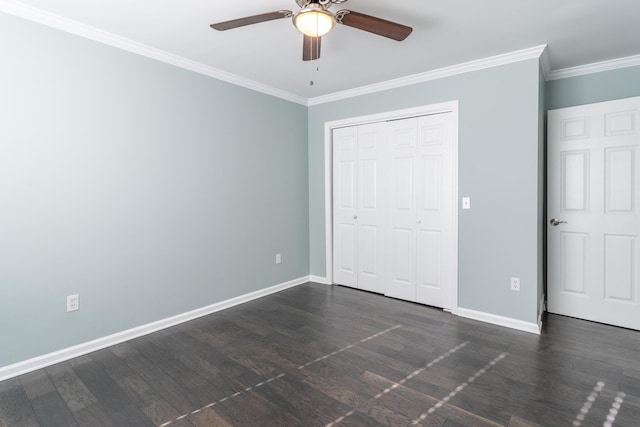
[386,118,418,301]
[336,223,356,280]
[388,226,415,300]
[418,230,441,289]
[357,122,387,293]
[333,126,358,287]
[416,113,454,308]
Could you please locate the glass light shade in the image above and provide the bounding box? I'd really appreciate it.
[293,7,335,37]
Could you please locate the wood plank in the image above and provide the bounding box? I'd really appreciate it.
[89,348,137,381]
[508,415,544,427]
[116,374,193,426]
[188,407,234,427]
[72,403,116,427]
[19,370,55,400]
[114,345,210,415]
[29,392,78,427]
[70,359,155,426]
[211,390,302,426]
[0,378,39,427]
[45,362,97,413]
[251,372,350,426]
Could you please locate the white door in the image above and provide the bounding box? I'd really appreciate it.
[333,126,358,288]
[386,117,419,301]
[547,97,640,330]
[387,113,455,309]
[333,123,387,293]
[356,122,387,293]
[415,113,455,308]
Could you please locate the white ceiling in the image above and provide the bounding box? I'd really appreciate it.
[4,0,640,100]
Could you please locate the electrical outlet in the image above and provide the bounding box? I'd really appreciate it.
[67,294,79,312]
[276,253,282,264]
[510,277,521,292]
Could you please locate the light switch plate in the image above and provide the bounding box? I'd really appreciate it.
[462,197,471,209]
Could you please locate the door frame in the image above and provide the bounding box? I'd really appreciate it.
[323,100,460,313]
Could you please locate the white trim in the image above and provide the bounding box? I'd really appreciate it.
[450,105,460,316]
[324,101,459,313]
[539,46,552,81]
[538,294,546,332]
[0,1,307,106]
[324,122,334,286]
[308,45,547,106]
[458,308,541,335]
[0,276,309,382]
[309,275,331,285]
[547,54,640,81]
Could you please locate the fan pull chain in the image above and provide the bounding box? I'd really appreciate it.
[309,12,321,86]
[310,59,320,86]
[310,42,320,85]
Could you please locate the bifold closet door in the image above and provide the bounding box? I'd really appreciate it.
[386,113,454,309]
[333,122,387,293]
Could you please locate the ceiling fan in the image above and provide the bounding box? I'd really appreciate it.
[210,0,413,61]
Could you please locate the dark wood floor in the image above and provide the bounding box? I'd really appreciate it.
[1,283,639,427]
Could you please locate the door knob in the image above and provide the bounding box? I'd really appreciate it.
[353,215,358,220]
[550,218,567,226]
[417,219,422,224]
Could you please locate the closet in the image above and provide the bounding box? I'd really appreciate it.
[332,112,455,310]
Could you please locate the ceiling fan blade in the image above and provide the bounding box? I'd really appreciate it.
[211,10,292,31]
[336,10,412,41]
[303,35,321,61]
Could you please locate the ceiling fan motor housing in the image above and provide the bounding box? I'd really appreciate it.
[293,3,336,37]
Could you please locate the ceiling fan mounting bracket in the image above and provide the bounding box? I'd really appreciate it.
[335,10,350,24]
[297,0,349,10]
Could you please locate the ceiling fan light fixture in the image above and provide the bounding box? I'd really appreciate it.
[293,5,335,37]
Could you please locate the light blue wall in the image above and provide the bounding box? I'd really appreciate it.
[0,13,309,367]
[546,65,640,110]
[309,60,544,324]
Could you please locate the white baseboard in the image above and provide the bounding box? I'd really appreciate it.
[458,308,541,335]
[0,276,310,382]
[309,275,331,285]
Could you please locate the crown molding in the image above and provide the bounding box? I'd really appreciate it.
[0,1,308,106]
[308,45,548,106]
[546,54,640,81]
[3,0,639,106]
[539,46,552,81]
